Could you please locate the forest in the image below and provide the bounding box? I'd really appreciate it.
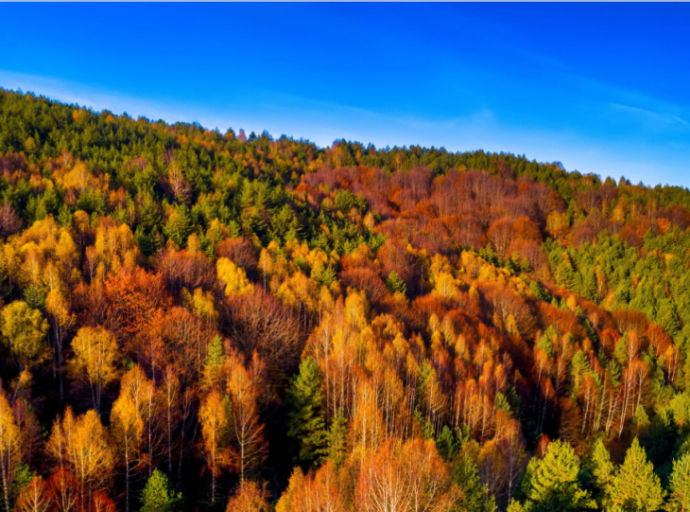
[0,87,690,511]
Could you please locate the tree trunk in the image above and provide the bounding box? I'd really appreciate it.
[124,440,130,512]
[1,459,10,512]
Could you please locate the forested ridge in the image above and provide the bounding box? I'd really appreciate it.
[1,87,690,511]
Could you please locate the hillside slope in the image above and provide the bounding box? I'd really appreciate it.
[0,88,689,511]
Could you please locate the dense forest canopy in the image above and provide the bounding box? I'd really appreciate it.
[1,87,690,511]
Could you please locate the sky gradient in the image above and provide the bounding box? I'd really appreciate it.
[1,3,689,187]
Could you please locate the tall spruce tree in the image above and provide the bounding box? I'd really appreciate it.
[668,453,690,512]
[328,413,348,467]
[606,438,664,511]
[583,438,615,508]
[453,453,497,512]
[286,357,328,467]
[522,440,594,512]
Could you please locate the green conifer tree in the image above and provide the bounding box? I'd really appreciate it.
[453,454,497,512]
[203,335,226,389]
[523,440,595,511]
[22,285,46,311]
[328,413,348,467]
[312,264,337,288]
[657,300,681,337]
[633,405,651,436]
[436,425,461,462]
[286,357,328,467]
[614,334,629,367]
[135,226,161,256]
[529,280,552,303]
[386,271,407,296]
[556,258,578,290]
[668,453,690,512]
[507,499,532,512]
[606,438,664,511]
[164,204,192,248]
[583,438,614,508]
[141,470,182,512]
[582,269,598,302]
[137,192,162,233]
[206,336,225,369]
[570,350,592,393]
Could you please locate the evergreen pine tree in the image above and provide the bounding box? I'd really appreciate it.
[141,470,182,512]
[633,405,651,436]
[570,350,592,393]
[582,269,598,302]
[328,413,348,467]
[436,425,461,462]
[524,440,595,511]
[203,336,226,389]
[668,453,690,512]
[135,225,160,257]
[529,280,552,303]
[507,499,532,512]
[657,300,681,337]
[138,192,162,233]
[206,336,225,369]
[312,264,337,288]
[583,438,614,508]
[286,357,328,467]
[453,454,498,512]
[614,334,629,367]
[556,257,577,290]
[386,271,407,296]
[22,285,46,311]
[606,438,664,511]
[164,204,192,248]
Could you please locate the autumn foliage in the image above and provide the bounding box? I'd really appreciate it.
[1,88,690,511]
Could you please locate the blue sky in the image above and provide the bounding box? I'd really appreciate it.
[1,3,689,187]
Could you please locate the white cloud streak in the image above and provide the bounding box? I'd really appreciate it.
[611,102,689,128]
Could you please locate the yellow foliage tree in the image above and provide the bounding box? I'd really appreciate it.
[118,366,156,472]
[276,272,319,315]
[15,475,49,512]
[12,217,80,292]
[276,461,346,512]
[58,161,103,194]
[47,408,115,511]
[92,221,139,279]
[46,287,75,400]
[1,301,49,370]
[345,290,369,331]
[0,392,21,512]
[225,353,267,482]
[225,480,270,512]
[200,391,230,505]
[434,272,459,299]
[68,326,119,411]
[217,257,253,297]
[111,393,144,512]
[182,287,218,334]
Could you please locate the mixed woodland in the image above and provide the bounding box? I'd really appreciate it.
[1,88,690,511]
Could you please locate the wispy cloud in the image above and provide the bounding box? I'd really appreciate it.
[611,102,689,128]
